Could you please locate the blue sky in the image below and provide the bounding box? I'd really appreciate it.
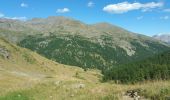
[0,0,170,36]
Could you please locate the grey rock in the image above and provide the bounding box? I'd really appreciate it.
[0,46,10,59]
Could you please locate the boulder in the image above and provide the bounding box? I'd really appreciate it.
[0,46,10,59]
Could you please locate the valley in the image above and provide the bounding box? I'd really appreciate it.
[0,16,170,100]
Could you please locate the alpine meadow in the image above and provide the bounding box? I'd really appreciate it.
[0,0,170,100]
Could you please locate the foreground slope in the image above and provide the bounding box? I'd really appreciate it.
[0,37,113,99]
[0,37,125,100]
[0,37,99,93]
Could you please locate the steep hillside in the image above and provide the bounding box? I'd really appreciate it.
[1,37,170,100]
[103,50,170,83]
[0,37,56,94]
[0,37,114,99]
[18,33,170,71]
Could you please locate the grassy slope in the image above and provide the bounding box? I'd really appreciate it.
[1,38,170,100]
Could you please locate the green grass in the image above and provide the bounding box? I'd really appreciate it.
[0,91,32,100]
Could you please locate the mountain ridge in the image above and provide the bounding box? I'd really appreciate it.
[1,16,170,71]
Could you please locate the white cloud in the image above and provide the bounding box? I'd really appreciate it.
[103,2,163,14]
[163,9,170,12]
[6,17,27,21]
[137,16,143,20]
[0,13,4,18]
[160,16,169,20]
[21,3,28,8]
[88,1,95,7]
[56,8,70,13]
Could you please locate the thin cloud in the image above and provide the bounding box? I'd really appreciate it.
[21,3,28,8]
[56,8,70,13]
[160,16,169,20]
[103,2,163,14]
[88,1,95,7]
[5,17,27,21]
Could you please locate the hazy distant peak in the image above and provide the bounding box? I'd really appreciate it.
[0,18,19,22]
[153,34,170,44]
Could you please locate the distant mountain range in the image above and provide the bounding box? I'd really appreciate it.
[0,16,170,71]
[153,34,170,44]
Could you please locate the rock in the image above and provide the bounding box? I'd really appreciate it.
[70,94,74,97]
[54,81,61,85]
[49,95,53,98]
[77,83,85,89]
[72,83,85,89]
[0,46,10,59]
[125,89,141,100]
[134,95,140,100]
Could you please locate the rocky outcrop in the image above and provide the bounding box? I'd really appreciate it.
[0,46,10,59]
[125,89,142,100]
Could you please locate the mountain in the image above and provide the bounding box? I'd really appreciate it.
[1,17,170,100]
[0,18,40,43]
[153,34,170,44]
[0,17,169,71]
[6,16,167,70]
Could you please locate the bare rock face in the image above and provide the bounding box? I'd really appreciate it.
[0,46,10,59]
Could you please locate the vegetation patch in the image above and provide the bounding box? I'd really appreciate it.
[0,91,32,100]
[103,50,170,83]
[18,33,169,72]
